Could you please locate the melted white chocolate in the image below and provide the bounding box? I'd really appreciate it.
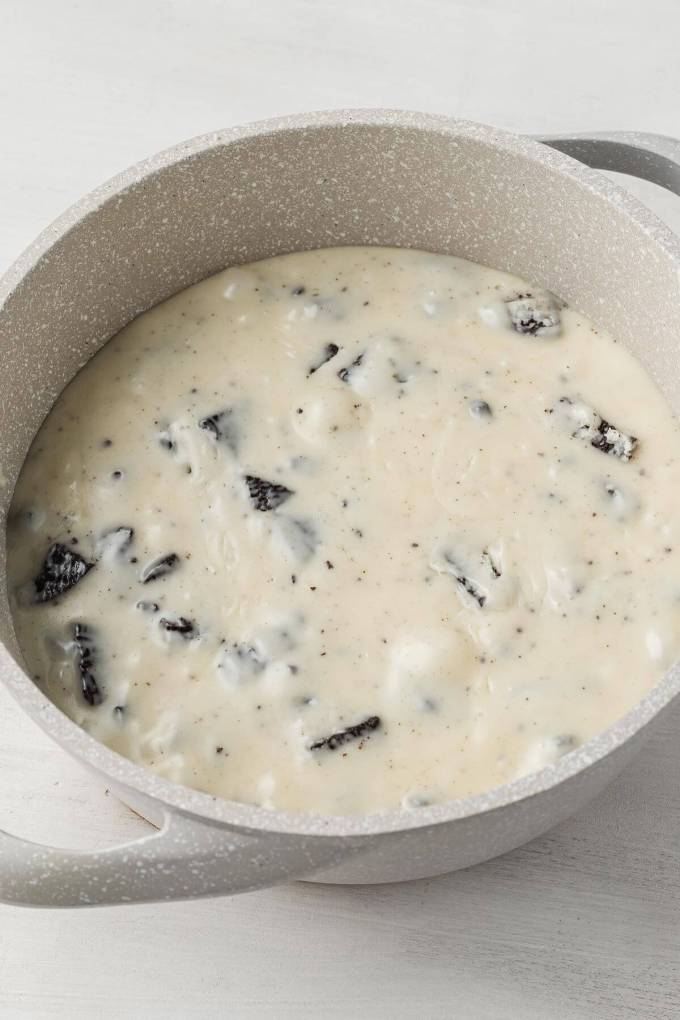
[7,246,680,814]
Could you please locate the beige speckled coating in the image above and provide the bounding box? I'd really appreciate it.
[2,110,680,906]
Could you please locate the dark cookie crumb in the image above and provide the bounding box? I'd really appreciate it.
[159,615,195,637]
[310,715,381,751]
[140,552,180,583]
[506,293,562,338]
[244,474,294,512]
[442,552,488,608]
[73,622,103,706]
[33,543,94,603]
[591,417,637,460]
[308,342,340,376]
[556,397,637,461]
[337,352,364,383]
[198,408,238,453]
[482,549,501,578]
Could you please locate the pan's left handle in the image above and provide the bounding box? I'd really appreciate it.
[533,131,680,196]
[0,810,356,908]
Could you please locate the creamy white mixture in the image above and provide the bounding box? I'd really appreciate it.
[7,246,680,815]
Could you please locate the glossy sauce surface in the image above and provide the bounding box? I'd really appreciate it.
[7,247,680,814]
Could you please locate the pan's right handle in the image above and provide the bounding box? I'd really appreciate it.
[533,131,680,196]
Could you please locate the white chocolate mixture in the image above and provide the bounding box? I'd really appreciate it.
[7,246,680,815]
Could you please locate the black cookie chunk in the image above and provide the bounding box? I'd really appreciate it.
[337,352,364,383]
[310,715,381,751]
[73,622,103,706]
[140,553,180,583]
[198,408,239,453]
[444,550,487,603]
[506,293,562,338]
[244,474,294,512]
[33,543,94,603]
[556,397,637,462]
[308,342,340,376]
[448,566,486,607]
[159,615,195,637]
[441,550,499,609]
[591,417,637,460]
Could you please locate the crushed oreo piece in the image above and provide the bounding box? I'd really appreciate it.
[591,420,637,460]
[310,715,381,751]
[73,622,103,706]
[506,293,562,337]
[441,553,486,607]
[482,548,501,579]
[555,397,637,461]
[140,553,180,583]
[308,342,340,376]
[198,408,238,453]
[244,474,294,512]
[337,352,364,383]
[159,616,195,637]
[33,543,94,603]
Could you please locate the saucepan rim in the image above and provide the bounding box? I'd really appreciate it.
[2,107,680,840]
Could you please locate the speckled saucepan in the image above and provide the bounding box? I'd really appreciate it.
[1,111,680,908]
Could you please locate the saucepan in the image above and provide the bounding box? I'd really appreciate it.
[1,110,680,907]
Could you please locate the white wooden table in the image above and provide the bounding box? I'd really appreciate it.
[1,1,680,1016]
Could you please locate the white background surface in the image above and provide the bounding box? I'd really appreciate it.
[1,1,680,1017]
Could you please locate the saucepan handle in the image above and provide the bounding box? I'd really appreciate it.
[534,131,680,196]
[0,810,354,908]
